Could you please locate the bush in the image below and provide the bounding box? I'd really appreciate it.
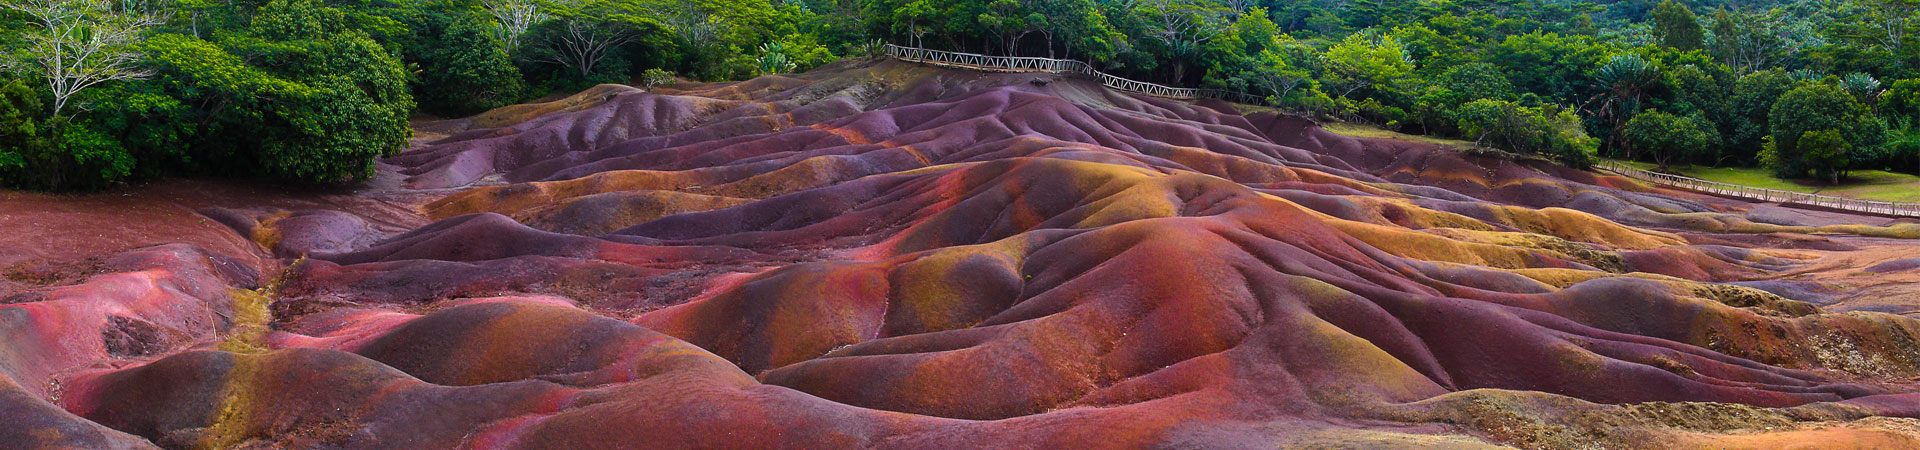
[640,68,677,90]
[139,0,413,184]
[1456,99,1598,168]
[1883,78,1920,118]
[398,10,526,116]
[0,80,48,184]
[0,80,136,190]
[1623,110,1719,170]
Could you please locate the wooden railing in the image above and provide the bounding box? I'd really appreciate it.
[1598,160,1920,217]
[885,44,1264,104]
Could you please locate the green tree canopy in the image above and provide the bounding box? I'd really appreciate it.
[140,0,413,183]
[1650,1,1703,51]
[1623,110,1718,170]
[1769,83,1886,180]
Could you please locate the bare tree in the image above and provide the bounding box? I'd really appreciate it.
[3,0,162,115]
[529,0,640,80]
[484,0,547,51]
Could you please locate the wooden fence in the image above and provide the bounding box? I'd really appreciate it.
[885,44,1264,104]
[1598,160,1920,217]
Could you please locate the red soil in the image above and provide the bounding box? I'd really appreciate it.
[9,59,1920,448]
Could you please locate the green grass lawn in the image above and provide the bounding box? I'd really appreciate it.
[1615,160,1920,203]
[1322,122,1477,148]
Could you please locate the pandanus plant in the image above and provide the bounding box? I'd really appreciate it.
[1586,54,1660,158]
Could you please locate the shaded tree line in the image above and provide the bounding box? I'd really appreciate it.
[4,0,1918,189]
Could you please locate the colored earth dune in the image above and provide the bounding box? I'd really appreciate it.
[10,59,1920,449]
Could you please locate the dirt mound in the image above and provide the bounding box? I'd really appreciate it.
[9,59,1920,448]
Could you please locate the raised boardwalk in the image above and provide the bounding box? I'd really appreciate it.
[1598,160,1920,218]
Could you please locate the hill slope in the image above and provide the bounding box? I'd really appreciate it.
[9,58,1920,448]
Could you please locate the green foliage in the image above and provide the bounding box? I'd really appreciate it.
[1410,63,1514,134]
[1622,110,1718,170]
[1838,72,1883,102]
[1887,118,1920,174]
[1726,69,1800,159]
[0,80,45,175]
[1880,78,1920,117]
[1649,1,1703,51]
[755,41,798,75]
[138,0,413,183]
[1321,32,1413,98]
[3,0,1914,190]
[391,5,525,116]
[1456,99,1597,167]
[1487,32,1610,103]
[0,76,144,190]
[1770,83,1886,180]
[640,68,675,89]
[1591,53,1661,153]
[1799,129,1854,184]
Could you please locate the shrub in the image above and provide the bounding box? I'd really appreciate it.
[640,68,677,90]
[1883,78,1920,118]
[0,80,135,190]
[1456,99,1598,168]
[139,0,413,184]
[399,11,526,116]
[1623,110,1719,170]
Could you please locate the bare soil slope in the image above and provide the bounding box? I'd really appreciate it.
[9,58,1920,449]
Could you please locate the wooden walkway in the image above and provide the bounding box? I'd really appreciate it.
[1598,161,1920,217]
[885,45,1264,104]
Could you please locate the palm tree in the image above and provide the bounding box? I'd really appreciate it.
[1586,54,1660,159]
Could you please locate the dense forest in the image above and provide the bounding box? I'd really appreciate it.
[0,0,1916,189]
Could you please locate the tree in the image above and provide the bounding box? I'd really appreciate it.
[2,0,162,115]
[1410,62,1514,134]
[1649,0,1702,51]
[1623,110,1718,170]
[1884,117,1920,175]
[139,0,414,183]
[1246,45,1315,105]
[1032,0,1111,60]
[1588,54,1661,156]
[1798,129,1853,184]
[753,41,795,75]
[0,79,51,186]
[1321,32,1413,98]
[1133,0,1225,84]
[527,0,652,81]
[1486,32,1609,103]
[1839,72,1883,103]
[1769,83,1886,181]
[1455,99,1598,167]
[483,0,547,51]
[1827,0,1915,59]
[1884,78,1920,117]
[403,10,526,115]
[1708,7,1820,74]
[1725,69,1798,159]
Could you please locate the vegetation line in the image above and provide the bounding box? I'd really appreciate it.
[885,44,1264,104]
